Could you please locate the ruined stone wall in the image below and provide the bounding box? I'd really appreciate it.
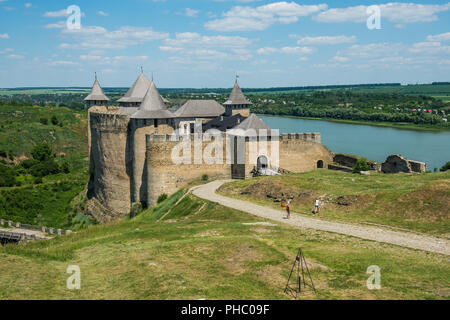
[145,134,231,205]
[88,111,131,218]
[278,133,334,172]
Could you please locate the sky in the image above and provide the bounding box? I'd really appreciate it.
[0,0,449,88]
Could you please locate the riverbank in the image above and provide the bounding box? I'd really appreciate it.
[257,114,450,132]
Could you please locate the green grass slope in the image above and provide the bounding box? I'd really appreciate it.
[0,191,448,300]
[218,170,450,237]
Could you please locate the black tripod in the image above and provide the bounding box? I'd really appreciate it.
[284,248,316,299]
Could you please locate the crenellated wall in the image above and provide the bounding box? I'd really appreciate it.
[278,133,333,172]
[87,112,334,219]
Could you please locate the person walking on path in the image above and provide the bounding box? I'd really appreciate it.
[314,199,320,215]
[286,200,291,219]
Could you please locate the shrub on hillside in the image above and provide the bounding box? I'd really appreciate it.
[0,150,7,158]
[51,115,59,125]
[353,158,371,173]
[29,160,61,177]
[0,164,17,187]
[39,118,48,125]
[202,174,209,182]
[31,143,52,162]
[157,193,168,204]
[441,162,450,172]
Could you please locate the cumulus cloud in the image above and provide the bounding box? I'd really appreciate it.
[0,33,10,39]
[427,32,450,42]
[184,8,199,18]
[257,46,314,55]
[294,35,357,45]
[98,11,109,16]
[59,26,169,50]
[205,1,327,31]
[314,2,450,24]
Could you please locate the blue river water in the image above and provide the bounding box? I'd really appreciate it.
[259,115,450,170]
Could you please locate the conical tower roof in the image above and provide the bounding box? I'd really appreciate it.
[131,82,174,119]
[224,80,252,105]
[118,73,151,103]
[84,78,109,101]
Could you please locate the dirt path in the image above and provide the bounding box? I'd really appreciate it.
[191,180,450,256]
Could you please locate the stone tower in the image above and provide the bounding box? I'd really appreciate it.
[84,74,109,109]
[223,79,252,117]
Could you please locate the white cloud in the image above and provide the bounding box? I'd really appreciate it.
[336,42,404,59]
[314,2,450,24]
[7,54,24,59]
[332,56,350,62]
[25,3,32,8]
[44,21,66,29]
[163,32,252,49]
[409,41,450,54]
[59,26,168,50]
[98,11,109,16]
[427,32,450,42]
[184,8,199,18]
[205,1,327,31]
[294,35,356,45]
[47,60,78,66]
[257,46,314,55]
[0,48,13,54]
[0,33,10,39]
[43,8,85,18]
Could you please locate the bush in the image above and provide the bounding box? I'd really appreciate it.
[0,164,17,187]
[20,158,39,169]
[51,115,59,125]
[202,174,209,182]
[29,160,61,177]
[39,118,48,125]
[353,158,371,173]
[441,162,450,172]
[157,193,168,204]
[0,150,7,158]
[130,202,143,218]
[34,177,43,184]
[31,143,52,162]
[61,161,70,174]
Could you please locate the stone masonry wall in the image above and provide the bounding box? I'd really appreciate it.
[88,111,131,218]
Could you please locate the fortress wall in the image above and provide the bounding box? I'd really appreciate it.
[88,111,131,216]
[130,119,175,206]
[278,133,334,172]
[145,134,231,205]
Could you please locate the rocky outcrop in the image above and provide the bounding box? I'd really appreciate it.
[381,154,426,173]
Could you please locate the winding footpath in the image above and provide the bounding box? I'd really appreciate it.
[191,180,450,256]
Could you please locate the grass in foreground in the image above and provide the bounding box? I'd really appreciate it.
[218,170,450,237]
[0,191,448,300]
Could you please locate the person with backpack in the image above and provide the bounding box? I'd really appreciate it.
[285,200,291,219]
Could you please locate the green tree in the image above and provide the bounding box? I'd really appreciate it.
[31,143,52,162]
[51,115,59,125]
[440,162,450,172]
[353,158,371,173]
[39,118,48,125]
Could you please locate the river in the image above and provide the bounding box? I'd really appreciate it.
[259,115,450,170]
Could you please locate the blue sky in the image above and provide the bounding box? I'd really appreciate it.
[0,0,449,88]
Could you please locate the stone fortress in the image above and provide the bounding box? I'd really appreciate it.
[84,72,333,222]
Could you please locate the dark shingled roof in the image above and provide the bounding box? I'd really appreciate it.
[118,73,151,103]
[174,100,225,118]
[202,114,247,132]
[131,82,174,119]
[223,80,252,106]
[84,79,109,101]
[232,113,271,131]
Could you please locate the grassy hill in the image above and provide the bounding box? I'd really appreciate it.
[218,170,450,237]
[0,103,90,229]
[0,190,448,299]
